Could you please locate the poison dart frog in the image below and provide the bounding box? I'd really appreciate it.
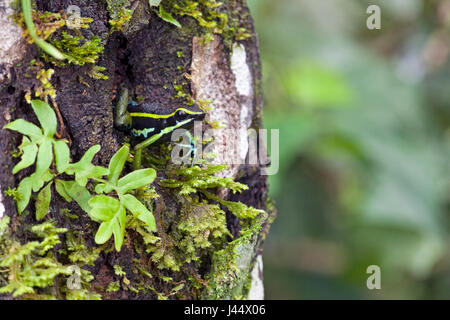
[115,87,205,169]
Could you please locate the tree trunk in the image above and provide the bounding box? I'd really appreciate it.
[0,0,274,300]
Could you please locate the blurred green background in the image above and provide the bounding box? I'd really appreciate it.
[246,0,450,299]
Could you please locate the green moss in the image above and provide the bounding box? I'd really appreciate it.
[44,32,104,67]
[111,263,139,293]
[162,0,251,46]
[201,212,266,299]
[12,9,66,44]
[106,281,120,292]
[65,231,101,266]
[160,164,248,195]
[13,7,102,67]
[4,188,20,202]
[13,5,107,80]
[88,65,109,80]
[177,197,229,255]
[169,79,197,107]
[34,68,56,101]
[163,0,224,34]
[118,163,264,299]
[108,3,133,32]
[147,195,229,271]
[0,219,68,298]
[162,164,262,219]
[20,60,58,102]
[201,190,263,219]
[0,218,100,299]
[173,82,188,99]
[106,0,130,21]
[113,264,126,277]
[94,162,264,299]
[66,289,101,300]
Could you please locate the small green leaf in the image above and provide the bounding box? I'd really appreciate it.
[88,195,119,222]
[117,168,156,194]
[30,100,57,137]
[67,144,100,170]
[75,165,108,187]
[89,205,114,222]
[94,221,113,246]
[122,194,156,231]
[4,119,43,141]
[89,196,119,210]
[56,180,92,213]
[94,183,107,194]
[12,136,38,174]
[93,182,118,195]
[53,140,70,173]
[90,195,126,251]
[35,139,53,177]
[16,176,33,214]
[112,206,126,251]
[36,182,53,220]
[55,179,72,202]
[108,145,129,186]
[30,170,54,193]
[158,6,181,28]
[65,145,108,186]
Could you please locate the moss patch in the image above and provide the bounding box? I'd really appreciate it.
[106,0,132,32]
[162,0,251,47]
[201,212,266,299]
[0,218,100,299]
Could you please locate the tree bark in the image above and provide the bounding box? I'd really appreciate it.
[0,0,274,300]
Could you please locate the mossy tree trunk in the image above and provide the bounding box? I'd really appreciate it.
[0,0,274,300]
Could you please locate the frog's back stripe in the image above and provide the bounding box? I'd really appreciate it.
[129,107,203,119]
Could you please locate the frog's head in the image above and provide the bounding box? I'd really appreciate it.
[172,104,205,124]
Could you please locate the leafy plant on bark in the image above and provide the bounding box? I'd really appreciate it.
[4,100,157,251]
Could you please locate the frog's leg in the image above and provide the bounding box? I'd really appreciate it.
[133,132,165,169]
[173,131,198,166]
[115,87,132,129]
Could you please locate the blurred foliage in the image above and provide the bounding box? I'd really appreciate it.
[247,0,450,299]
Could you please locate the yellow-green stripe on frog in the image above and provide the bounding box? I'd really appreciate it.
[129,108,203,119]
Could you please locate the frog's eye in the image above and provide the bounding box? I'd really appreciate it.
[175,109,187,121]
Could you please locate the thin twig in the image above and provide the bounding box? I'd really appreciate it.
[51,97,72,146]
